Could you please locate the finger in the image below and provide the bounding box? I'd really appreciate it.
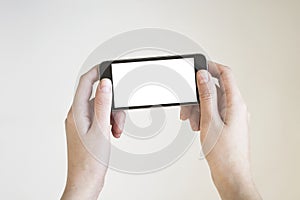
[180,105,194,120]
[73,66,99,133]
[188,106,200,131]
[86,98,95,124]
[111,111,126,138]
[208,61,243,123]
[196,70,221,129]
[208,61,242,103]
[92,78,112,134]
[216,87,226,121]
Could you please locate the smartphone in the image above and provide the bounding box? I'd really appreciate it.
[99,53,207,110]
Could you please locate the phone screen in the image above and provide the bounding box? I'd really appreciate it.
[111,57,197,109]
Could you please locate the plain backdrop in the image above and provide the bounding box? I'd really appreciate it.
[0,0,299,199]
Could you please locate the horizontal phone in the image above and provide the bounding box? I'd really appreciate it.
[99,53,207,110]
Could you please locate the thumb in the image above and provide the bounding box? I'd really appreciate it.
[93,78,112,129]
[87,78,112,167]
[197,70,219,128]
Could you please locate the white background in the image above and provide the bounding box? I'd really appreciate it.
[0,0,300,199]
[112,58,196,107]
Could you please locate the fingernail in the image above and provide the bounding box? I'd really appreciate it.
[100,79,111,93]
[198,70,209,84]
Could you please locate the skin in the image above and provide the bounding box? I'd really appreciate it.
[61,62,262,200]
[61,67,125,200]
[180,62,262,200]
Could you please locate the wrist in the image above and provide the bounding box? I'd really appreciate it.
[61,159,107,200]
[62,173,105,200]
[62,181,103,200]
[208,162,261,200]
[213,175,260,200]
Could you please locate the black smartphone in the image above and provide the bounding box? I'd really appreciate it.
[99,53,207,110]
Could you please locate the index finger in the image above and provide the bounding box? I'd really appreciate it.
[207,61,243,104]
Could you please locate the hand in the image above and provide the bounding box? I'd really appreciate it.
[61,66,126,200]
[180,62,262,200]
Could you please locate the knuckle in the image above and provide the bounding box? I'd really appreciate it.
[79,72,90,83]
[235,100,248,113]
[222,69,233,79]
[230,94,241,104]
[79,74,85,82]
[220,65,233,79]
[64,118,71,128]
[242,102,248,111]
[223,65,232,71]
[242,103,248,114]
[95,97,108,108]
[67,107,73,118]
[237,97,248,110]
[95,91,111,106]
[200,90,214,101]
[65,107,74,125]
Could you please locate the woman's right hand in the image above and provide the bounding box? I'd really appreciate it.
[180,62,262,200]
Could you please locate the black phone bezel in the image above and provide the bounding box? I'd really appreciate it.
[99,53,207,110]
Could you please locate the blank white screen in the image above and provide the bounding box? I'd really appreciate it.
[111,58,197,108]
